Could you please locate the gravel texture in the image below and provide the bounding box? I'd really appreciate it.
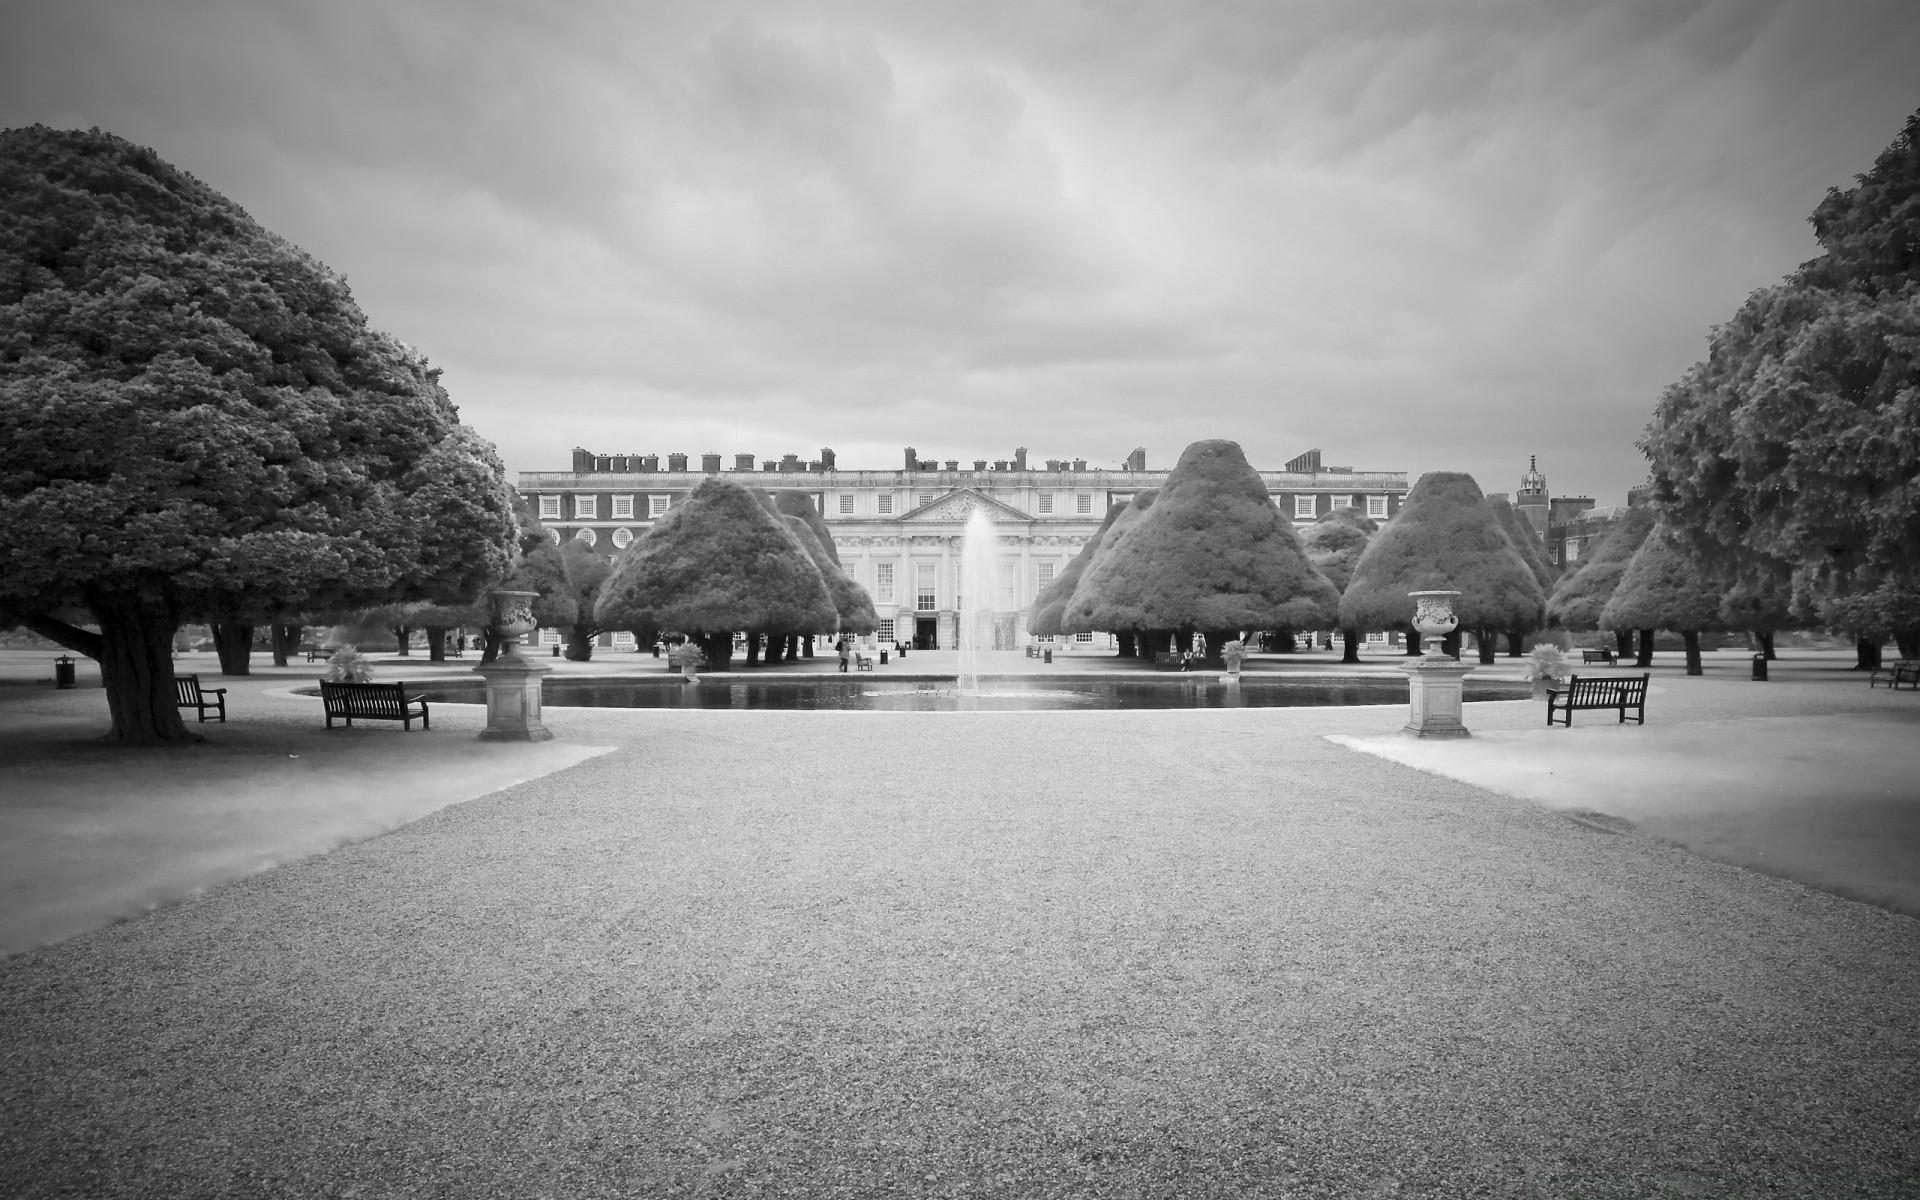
[4,682,1919,1198]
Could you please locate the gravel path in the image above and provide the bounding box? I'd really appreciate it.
[4,700,1917,1198]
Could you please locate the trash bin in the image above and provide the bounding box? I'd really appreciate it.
[1043,649,1052,664]
[1751,653,1768,682]
[54,655,76,689]
[879,650,888,665]
[552,644,561,658]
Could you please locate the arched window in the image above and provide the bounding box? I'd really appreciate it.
[575,528,597,547]
[612,527,634,549]
[546,528,562,545]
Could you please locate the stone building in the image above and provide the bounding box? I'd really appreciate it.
[517,445,1410,649]
[1490,456,1594,567]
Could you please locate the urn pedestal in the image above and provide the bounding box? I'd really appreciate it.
[474,590,554,742]
[1401,590,1473,738]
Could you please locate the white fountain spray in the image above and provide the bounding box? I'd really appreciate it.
[956,507,999,696]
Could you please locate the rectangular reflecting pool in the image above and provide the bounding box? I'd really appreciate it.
[379,676,1531,712]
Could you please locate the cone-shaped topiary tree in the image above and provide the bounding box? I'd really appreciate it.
[774,490,842,566]
[784,514,876,635]
[1546,504,1656,662]
[1340,472,1547,663]
[1064,440,1338,663]
[1299,506,1378,664]
[595,477,836,671]
[1029,500,1129,638]
[1601,522,1731,675]
[1487,494,1557,657]
[0,127,516,742]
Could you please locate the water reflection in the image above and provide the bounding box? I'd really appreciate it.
[406,677,1528,711]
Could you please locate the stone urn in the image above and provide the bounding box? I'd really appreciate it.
[1408,590,1461,651]
[487,589,540,659]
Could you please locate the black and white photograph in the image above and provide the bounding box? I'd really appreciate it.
[2,1,1917,1195]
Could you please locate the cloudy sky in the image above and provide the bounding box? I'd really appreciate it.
[4,1,1916,503]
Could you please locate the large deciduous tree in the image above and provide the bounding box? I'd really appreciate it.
[1546,505,1656,662]
[1063,440,1337,663]
[0,127,515,742]
[1600,522,1731,676]
[1299,506,1377,664]
[594,477,837,671]
[1639,107,1920,660]
[1340,472,1546,663]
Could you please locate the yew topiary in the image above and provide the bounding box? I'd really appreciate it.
[0,127,516,742]
[1601,521,1732,675]
[1546,504,1655,654]
[1030,499,1133,637]
[1339,471,1546,662]
[1299,506,1378,663]
[594,477,836,670]
[1063,440,1337,656]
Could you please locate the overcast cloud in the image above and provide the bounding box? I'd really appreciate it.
[4,0,1917,502]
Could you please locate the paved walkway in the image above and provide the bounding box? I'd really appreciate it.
[1,647,1916,1195]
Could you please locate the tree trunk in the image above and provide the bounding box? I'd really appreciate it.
[1341,628,1361,664]
[744,633,762,668]
[209,621,253,676]
[1202,630,1236,668]
[1895,631,1920,661]
[1474,629,1497,665]
[803,634,815,658]
[1635,629,1655,668]
[1853,638,1881,670]
[1504,630,1525,657]
[1273,627,1295,653]
[481,629,501,664]
[90,595,199,745]
[1405,630,1421,656]
[1117,631,1136,659]
[1440,630,1461,660]
[565,624,595,661]
[699,631,736,672]
[1682,630,1703,676]
[764,634,783,666]
[1614,629,1634,659]
[270,623,301,667]
[424,625,450,663]
[1758,630,1776,661]
[391,624,412,657]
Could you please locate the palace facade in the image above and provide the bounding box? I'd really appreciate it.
[516,445,1409,649]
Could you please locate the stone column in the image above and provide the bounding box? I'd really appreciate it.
[1400,590,1473,738]
[473,590,554,742]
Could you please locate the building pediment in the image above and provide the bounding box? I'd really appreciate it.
[899,488,1030,524]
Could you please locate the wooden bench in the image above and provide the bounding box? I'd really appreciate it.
[853,651,877,671]
[1545,673,1649,727]
[174,674,227,723]
[304,645,333,663]
[1869,659,1920,690]
[319,681,430,730]
[1581,648,1615,665]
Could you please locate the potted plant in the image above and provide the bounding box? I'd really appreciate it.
[1220,638,1248,677]
[1520,644,1570,699]
[321,645,375,683]
[668,641,706,682]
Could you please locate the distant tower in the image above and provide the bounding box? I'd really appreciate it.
[1516,455,1550,540]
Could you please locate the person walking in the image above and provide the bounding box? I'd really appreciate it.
[837,636,851,673]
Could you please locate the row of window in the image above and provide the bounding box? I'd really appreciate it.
[539,494,671,521]
[540,491,1389,523]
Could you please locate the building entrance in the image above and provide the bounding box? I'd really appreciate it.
[914,617,938,650]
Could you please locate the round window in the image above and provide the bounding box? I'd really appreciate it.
[575,528,597,547]
[612,527,634,548]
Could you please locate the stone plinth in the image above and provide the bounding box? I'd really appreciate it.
[1399,653,1475,738]
[473,654,554,742]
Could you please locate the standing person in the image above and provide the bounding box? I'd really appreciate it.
[837,636,851,673]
